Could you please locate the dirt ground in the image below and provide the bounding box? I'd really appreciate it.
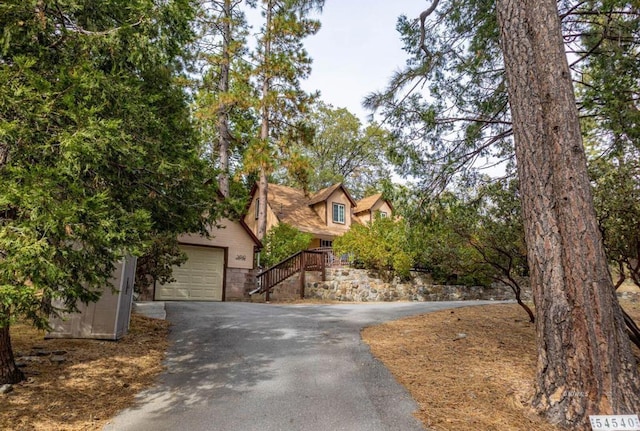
[1,297,639,431]
[362,299,640,431]
[0,315,169,431]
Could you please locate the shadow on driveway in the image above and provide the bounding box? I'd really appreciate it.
[104,300,497,431]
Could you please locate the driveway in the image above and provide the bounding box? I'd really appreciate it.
[104,301,493,431]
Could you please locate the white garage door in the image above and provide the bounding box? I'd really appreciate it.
[155,245,224,301]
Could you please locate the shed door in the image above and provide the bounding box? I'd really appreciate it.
[155,245,224,301]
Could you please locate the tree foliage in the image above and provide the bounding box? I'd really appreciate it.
[365,0,511,191]
[367,1,640,192]
[0,0,219,383]
[247,0,323,239]
[333,216,413,278]
[590,150,640,287]
[289,101,393,199]
[134,235,189,297]
[194,0,257,201]
[261,223,312,268]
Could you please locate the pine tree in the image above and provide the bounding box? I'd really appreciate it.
[194,0,256,198]
[497,1,640,427]
[367,0,640,427]
[247,0,323,240]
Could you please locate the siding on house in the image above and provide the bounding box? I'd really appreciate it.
[354,194,394,225]
[178,218,256,270]
[245,193,281,238]
[325,189,353,231]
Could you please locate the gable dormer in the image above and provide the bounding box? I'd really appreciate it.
[354,193,394,225]
[307,183,357,229]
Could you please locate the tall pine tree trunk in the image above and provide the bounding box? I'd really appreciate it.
[0,310,24,385]
[256,1,273,241]
[496,1,640,428]
[217,0,232,198]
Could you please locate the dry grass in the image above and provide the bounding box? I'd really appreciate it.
[0,315,170,431]
[2,294,639,431]
[362,300,640,431]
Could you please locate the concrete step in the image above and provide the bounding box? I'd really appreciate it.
[133,301,166,320]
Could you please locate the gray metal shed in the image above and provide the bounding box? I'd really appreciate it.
[46,256,137,340]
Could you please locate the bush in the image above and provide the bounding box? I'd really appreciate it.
[333,216,413,277]
[261,223,313,268]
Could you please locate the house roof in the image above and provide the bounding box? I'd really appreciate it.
[239,218,263,249]
[308,183,357,207]
[264,183,351,238]
[354,193,394,214]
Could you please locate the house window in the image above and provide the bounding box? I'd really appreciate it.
[379,211,387,218]
[255,198,259,220]
[332,203,345,224]
[320,239,333,248]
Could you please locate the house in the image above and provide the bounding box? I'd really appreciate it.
[244,183,391,249]
[152,217,262,302]
[353,193,394,225]
[244,183,359,248]
[152,183,393,303]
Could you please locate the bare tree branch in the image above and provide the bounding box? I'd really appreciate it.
[419,0,440,56]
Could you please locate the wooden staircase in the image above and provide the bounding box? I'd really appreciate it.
[253,250,330,301]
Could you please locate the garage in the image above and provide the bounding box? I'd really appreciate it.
[155,245,225,301]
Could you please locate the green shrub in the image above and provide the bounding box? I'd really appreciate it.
[333,216,413,277]
[261,223,313,268]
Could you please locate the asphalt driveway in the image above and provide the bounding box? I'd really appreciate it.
[104,301,493,431]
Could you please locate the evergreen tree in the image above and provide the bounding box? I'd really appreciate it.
[498,1,639,427]
[247,0,323,240]
[367,1,640,192]
[369,0,640,427]
[194,0,257,200]
[0,0,219,384]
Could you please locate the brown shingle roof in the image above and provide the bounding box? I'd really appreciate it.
[307,183,357,207]
[266,183,351,238]
[354,193,383,214]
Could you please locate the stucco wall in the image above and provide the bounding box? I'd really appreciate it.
[178,218,255,270]
[245,198,258,234]
[244,197,279,238]
[325,189,353,232]
[355,200,393,225]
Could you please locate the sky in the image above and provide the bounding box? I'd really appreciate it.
[299,1,426,122]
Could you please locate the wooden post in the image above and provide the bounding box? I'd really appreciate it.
[265,272,270,302]
[321,251,326,282]
[299,252,306,299]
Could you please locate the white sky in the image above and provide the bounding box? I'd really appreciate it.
[300,1,425,122]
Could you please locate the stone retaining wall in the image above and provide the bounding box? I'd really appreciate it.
[264,268,531,302]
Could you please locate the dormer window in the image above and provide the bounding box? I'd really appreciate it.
[333,203,345,224]
[379,211,387,218]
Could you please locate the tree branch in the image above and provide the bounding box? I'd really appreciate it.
[419,0,440,56]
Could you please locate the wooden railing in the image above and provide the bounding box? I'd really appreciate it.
[309,247,351,267]
[254,250,327,301]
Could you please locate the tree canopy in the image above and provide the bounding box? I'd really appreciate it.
[366,1,640,193]
[286,101,393,199]
[0,0,220,383]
